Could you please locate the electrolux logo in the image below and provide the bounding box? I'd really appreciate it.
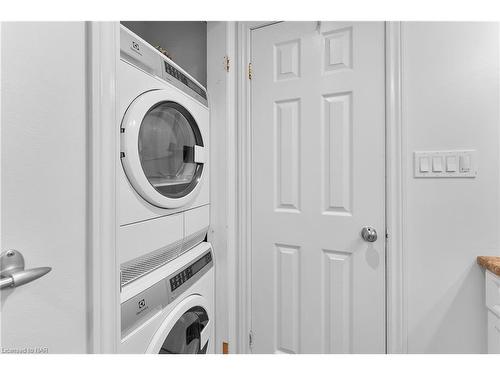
[138,299,146,309]
[135,298,149,316]
[130,40,142,56]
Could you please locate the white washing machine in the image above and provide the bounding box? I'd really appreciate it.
[118,25,210,287]
[120,242,214,354]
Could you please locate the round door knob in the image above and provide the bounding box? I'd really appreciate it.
[361,227,378,242]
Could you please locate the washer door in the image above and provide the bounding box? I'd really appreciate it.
[147,295,212,354]
[159,306,209,354]
[121,90,206,208]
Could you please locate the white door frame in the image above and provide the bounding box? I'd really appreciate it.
[86,21,120,353]
[233,21,278,354]
[233,21,405,354]
[384,21,405,354]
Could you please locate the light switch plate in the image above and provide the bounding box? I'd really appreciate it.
[414,150,476,178]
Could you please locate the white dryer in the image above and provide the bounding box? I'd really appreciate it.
[120,242,214,354]
[118,25,210,287]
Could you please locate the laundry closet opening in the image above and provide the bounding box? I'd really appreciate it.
[117,22,213,354]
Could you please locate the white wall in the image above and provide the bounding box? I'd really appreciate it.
[121,21,207,86]
[402,22,500,353]
[1,22,89,352]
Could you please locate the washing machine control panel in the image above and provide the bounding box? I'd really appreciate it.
[121,249,213,339]
[170,251,212,292]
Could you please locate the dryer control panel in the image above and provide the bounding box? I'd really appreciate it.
[120,25,208,107]
[120,248,213,339]
[162,61,208,106]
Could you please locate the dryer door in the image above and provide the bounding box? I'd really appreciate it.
[121,90,206,208]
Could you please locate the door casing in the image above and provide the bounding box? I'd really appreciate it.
[87,21,121,353]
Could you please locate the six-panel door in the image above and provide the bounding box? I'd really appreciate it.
[251,21,386,353]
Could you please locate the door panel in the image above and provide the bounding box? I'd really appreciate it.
[251,21,385,354]
[1,23,89,353]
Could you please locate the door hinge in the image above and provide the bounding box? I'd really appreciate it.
[249,330,254,348]
[248,62,253,80]
[224,55,230,72]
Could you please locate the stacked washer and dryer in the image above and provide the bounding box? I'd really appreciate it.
[117,25,214,354]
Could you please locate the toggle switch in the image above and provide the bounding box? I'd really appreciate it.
[446,155,458,172]
[459,154,471,173]
[432,156,443,172]
[419,156,430,173]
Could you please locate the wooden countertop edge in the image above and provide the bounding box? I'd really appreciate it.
[477,256,500,277]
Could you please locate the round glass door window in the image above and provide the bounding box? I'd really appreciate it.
[159,306,209,354]
[138,101,204,199]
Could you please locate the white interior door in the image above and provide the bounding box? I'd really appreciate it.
[250,21,386,353]
[1,23,89,353]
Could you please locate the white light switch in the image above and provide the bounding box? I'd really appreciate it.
[459,154,471,173]
[446,155,458,172]
[432,156,443,172]
[419,156,430,172]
